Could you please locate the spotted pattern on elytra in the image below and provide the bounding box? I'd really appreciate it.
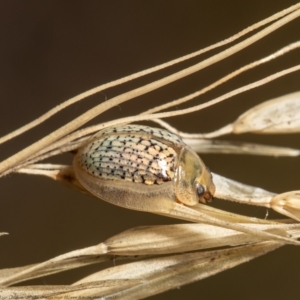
[78,125,181,185]
[94,124,184,147]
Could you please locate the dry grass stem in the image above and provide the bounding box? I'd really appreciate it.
[1,3,299,146]
[1,7,300,175]
[2,222,299,287]
[4,62,300,176]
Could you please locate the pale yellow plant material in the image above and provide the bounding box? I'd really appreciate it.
[0,7,300,175]
[0,280,140,300]
[72,242,283,299]
[145,41,300,117]
[1,222,299,287]
[0,5,299,147]
[0,242,284,299]
[213,173,275,205]
[233,91,300,134]
[1,39,300,177]
[185,138,300,156]
[194,90,300,138]
[271,191,300,222]
[104,223,299,255]
[8,62,300,175]
[213,173,300,222]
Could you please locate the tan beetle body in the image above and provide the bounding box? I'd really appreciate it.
[73,125,215,210]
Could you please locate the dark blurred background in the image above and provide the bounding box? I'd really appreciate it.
[0,1,300,299]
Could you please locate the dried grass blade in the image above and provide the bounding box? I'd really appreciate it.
[192,203,276,224]
[213,172,275,205]
[233,91,300,134]
[185,138,300,156]
[145,41,300,116]
[153,200,300,245]
[0,265,36,282]
[271,191,300,222]
[1,9,300,176]
[8,42,300,171]
[213,173,300,222]
[3,62,300,177]
[16,164,69,179]
[48,280,141,300]
[0,285,72,299]
[2,222,299,287]
[75,242,282,299]
[0,244,111,286]
[1,4,298,146]
[75,64,300,140]
[0,280,139,300]
[105,223,300,255]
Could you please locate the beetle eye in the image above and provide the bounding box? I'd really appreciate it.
[196,184,205,197]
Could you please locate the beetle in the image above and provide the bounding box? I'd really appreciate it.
[73,124,215,211]
[69,124,299,245]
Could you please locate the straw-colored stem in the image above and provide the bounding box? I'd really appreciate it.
[0,9,299,175]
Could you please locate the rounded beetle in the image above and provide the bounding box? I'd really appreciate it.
[73,125,215,209]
